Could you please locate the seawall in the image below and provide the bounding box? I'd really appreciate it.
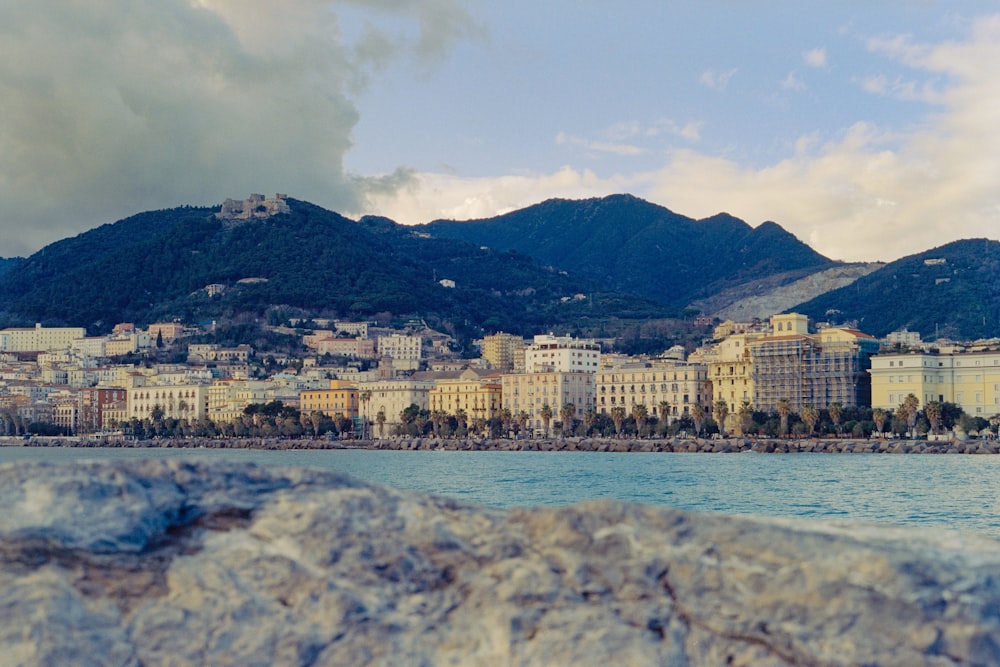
[16,434,1000,454]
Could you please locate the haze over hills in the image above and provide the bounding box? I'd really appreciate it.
[0,194,996,343]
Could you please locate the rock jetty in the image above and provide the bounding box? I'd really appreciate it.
[2,459,1000,665]
[18,434,1000,454]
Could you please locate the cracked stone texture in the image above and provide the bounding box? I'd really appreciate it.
[2,459,1000,666]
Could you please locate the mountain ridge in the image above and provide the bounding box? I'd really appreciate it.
[420,194,835,310]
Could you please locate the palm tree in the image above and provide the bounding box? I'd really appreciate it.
[429,410,445,437]
[631,403,648,438]
[690,404,706,436]
[455,407,468,436]
[583,408,596,436]
[828,402,844,436]
[610,406,627,438]
[540,404,553,438]
[872,408,888,437]
[657,400,671,430]
[903,393,920,438]
[738,400,754,436]
[776,398,792,437]
[924,401,942,435]
[713,399,729,436]
[801,404,819,436]
[359,390,372,438]
[500,408,512,438]
[376,410,386,438]
[515,410,530,438]
[559,403,575,438]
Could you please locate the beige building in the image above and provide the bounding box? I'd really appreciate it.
[357,378,435,435]
[596,360,711,421]
[128,384,209,422]
[870,350,1000,418]
[502,371,595,436]
[428,369,502,424]
[481,332,525,373]
[702,314,879,420]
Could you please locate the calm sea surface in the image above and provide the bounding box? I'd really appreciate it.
[3,447,1000,539]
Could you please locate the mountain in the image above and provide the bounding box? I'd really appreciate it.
[420,194,836,311]
[793,239,1000,340]
[0,198,668,337]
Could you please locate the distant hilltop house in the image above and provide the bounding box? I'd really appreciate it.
[216,194,290,221]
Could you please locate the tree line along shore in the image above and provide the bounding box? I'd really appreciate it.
[11,434,1000,455]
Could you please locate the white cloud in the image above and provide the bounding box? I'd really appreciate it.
[782,71,806,91]
[366,15,1000,264]
[0,0,476,256]
[699,68,738,92]
[555,132,646,157]
[803,47,828,68]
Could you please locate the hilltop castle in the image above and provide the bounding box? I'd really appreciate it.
[216,193,290,221]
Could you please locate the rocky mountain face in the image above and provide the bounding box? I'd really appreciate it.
[3,458,1000,666]
[694,262,884,321]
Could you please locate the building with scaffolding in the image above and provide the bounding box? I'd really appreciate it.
[702,314,879,419]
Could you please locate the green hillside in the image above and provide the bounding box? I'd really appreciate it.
[794,239,1000,340]
[0,199,668,336]
[421,194,836,310]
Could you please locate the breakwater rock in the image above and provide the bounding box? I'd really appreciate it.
[3,459,1000,666]
[22,434,1000,454]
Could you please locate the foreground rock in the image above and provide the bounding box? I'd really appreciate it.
[2,460,1000,666]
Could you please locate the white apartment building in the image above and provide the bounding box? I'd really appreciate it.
[0,324,87,352]
[377,334,423,363]
[524,334,600,374]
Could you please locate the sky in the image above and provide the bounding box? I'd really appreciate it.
[1,1,998,262]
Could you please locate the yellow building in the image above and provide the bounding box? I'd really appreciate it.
[870,350,1000,418]
[702,314,879,425]
[481,332,525,373]
[703,331,763,415]
[299,379,359,419]
[428,368,502,423]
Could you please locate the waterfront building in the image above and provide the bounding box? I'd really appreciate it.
[428,369,502,425]
[78,387,128,432]
[595,359,711,421]
[702,314,878,421]
[299,379,359,420]
[357,378,435,435]
[502,371,595,436]
[127,384,209,422]
[869,350,1000,418]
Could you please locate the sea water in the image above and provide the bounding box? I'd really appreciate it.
[2,447,1000,539]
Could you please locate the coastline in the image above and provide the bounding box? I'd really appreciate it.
[11,434,999,454]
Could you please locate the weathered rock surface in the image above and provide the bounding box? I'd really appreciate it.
[3,459,1000,666]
